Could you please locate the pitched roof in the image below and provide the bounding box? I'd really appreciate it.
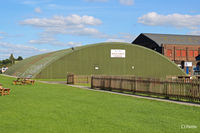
[141,33,200,46]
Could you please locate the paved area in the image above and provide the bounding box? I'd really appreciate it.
[38,81,67,84]
[39,81,200,107]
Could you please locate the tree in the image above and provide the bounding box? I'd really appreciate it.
[17,56,23,61]
[9,53,15,64]
[2,59,11,65]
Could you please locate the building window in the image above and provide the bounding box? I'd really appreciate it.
[166,49,172,57]
[189,50,194,57]
[194,50,198,57]
[176,50,181,57]
[181,50,186,57]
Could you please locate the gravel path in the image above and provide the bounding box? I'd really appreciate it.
[39,81,200,107]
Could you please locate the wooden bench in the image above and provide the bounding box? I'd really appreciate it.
[13,78,23,85]
[0,84,10,96]
[13,78,35,85]
[23,78,35,85]
[13,80,24,85]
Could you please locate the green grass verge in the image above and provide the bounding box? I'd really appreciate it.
[75,83,91,87]
[0,75,200,133]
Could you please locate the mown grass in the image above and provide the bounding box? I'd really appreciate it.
[75,83,91,87]
[0,75,200,133]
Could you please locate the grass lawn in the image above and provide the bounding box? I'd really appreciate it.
[0,75,200,133]
[75,83,91,87]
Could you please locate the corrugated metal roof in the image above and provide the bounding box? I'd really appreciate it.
[142,33,200,46]
[5,42,135,78]
[5,42,186,78]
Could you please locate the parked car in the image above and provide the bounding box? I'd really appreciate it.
[1,67,8,73]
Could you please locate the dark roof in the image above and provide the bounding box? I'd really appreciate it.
[140,33,200,46]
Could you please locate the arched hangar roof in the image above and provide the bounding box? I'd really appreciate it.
[5,42,185,79]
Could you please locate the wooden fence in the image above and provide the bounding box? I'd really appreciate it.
[91,75,200,101]
[67,74,91,84]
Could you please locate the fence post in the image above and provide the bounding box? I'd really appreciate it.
[135,77,137,93]
[91,76,94,89]
[120,78,123,92]
[66,74,74,84]
[109,78,112,91]
[164,79,169,99]
[131,77,135,94]
[66,74,68,84]
[147,78,150,94]
[100,77,105,90]
[73,75,76,84]
[87,76,89,84]
[131,79,133,94]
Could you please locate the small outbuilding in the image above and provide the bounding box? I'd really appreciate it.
[5,42,185,79]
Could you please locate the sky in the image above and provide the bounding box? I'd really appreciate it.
[0,0,200,59]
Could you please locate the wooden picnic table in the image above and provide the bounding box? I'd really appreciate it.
[13,78,35,85]
[0,84,10,96]
[23,78,35,85]
[13,78,24,85]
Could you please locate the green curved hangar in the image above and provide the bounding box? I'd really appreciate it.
[5,42,185,79]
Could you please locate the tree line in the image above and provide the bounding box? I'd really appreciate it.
[0,54,23,68]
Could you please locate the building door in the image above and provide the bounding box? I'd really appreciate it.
[181,61,185,69]
[186,67,189,74]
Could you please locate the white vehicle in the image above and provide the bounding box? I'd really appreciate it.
[1,67,8,73]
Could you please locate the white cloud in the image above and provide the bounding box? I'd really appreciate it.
[106,33,136,42]
[28,32,82,47]
[0,31,23,40]
[84,0,134,6]
[138,12,200,29]
[21,15,102,27]
[0,31,7,39]
[0,41,49,59]
[20,14,134,47]
[0,31,7,34]
[22,0,51,5]
[65,28,101,36]
[106,38,125,42]
[119,0,134,6]
[84,0,108,2]
[34,7,42,13]
[47,4,57,8]
[29,39,82,47]
[20,15,108,45]
[0,32,8,40]
[22,0,38,5]
[66,42,82,47]
[188,30,200,35]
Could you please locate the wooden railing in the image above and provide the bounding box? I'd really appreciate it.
[91,75,200,102]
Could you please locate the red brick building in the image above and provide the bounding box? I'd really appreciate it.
[132,33,200,75]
